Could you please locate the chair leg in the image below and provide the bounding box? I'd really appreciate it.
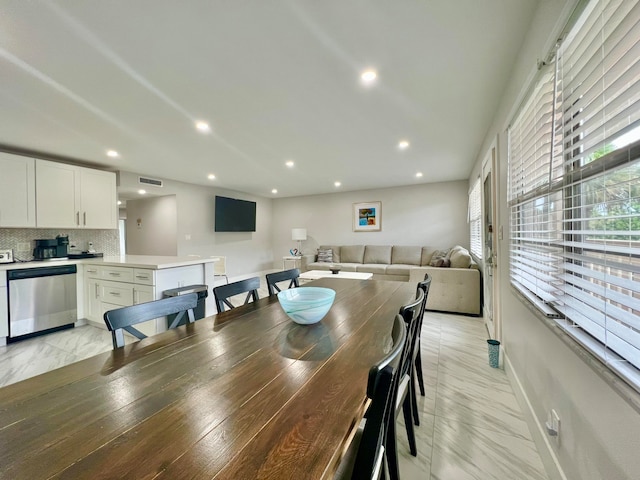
[386,417,401,480]
[415,345,426,397]
[410,369,420,426]
[402,396,417,456]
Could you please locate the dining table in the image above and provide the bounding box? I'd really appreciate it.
[0,277,414,480]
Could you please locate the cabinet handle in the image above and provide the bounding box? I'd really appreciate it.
[133,288,137,304]
[76,211,80,225]
[83,212,86,226]
[87,269,97,273]
[108,272,121,277]
[109,291,121,297]
[95,284,99,298]
[135,275,148,279]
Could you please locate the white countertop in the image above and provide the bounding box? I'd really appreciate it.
[0,255,218,272]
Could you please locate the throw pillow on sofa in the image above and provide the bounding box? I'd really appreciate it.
[429,249,450,267]
[318,249,333,263]
[449,246,472,268]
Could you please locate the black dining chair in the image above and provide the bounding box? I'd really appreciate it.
[385,289,424,480]
[414,275,432,399]
[265,268,300,296]
[213,277,260,313]
[103,292,199,350]
[334,314,407,480]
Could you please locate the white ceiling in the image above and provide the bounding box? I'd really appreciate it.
[0,1,538,198]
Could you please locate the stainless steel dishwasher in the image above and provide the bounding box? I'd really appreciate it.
[7,264,77,340]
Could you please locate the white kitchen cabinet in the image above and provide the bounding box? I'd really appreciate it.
[35,159,117,229]
[83,265,159,336]
[0,152,36,227]
[0,286,7,341]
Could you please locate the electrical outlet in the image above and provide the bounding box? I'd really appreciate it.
[546,409,560,438]
[17,242,31,252]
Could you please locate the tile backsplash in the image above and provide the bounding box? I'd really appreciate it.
[0,228,120,261]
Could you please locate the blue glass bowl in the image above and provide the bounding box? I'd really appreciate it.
[277,287,336,325]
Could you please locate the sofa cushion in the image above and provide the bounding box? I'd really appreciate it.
[317,248,333,263]
[391,246,422,265]
[421,247,438,266]
[307,262,331,271]
[364,245,392,264]
[429,249,450,267]
[337,263,360,272]
[319,245,341,263]
[449,246,472,268]
[386,264,414,276]
[356,264,388,274]
[341,245,365,264]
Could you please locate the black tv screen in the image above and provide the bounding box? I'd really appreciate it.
[215,196,256,232]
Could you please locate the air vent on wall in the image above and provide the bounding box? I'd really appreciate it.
[138,176,163,187]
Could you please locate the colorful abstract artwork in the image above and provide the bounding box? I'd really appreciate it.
[353,202,381,231]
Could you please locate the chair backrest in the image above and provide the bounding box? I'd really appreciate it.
[103,292,198,350]
[415,275,432,350]
[265,268,300,296]
[398,289,425,374]
[351,315,407,479]
[213,276,260,313]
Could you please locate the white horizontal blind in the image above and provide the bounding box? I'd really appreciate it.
[508,66,562,307]
[555,0,640,373]
[469,178,482,259]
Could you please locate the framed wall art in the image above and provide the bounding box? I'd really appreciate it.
[353,201,381,232]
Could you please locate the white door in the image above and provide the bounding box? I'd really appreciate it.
[35,160,78,228]
[483,143,499,339]
[0,153,36,227]
[79,168,117,229]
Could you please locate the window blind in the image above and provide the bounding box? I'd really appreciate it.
[555,0,640,373]
[469,178,482,259]
[508,66,562,309]
[509,0,640,385]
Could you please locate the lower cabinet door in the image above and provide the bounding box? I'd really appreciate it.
[85,279,102,323]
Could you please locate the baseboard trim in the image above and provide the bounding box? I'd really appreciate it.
[504,353,567,480]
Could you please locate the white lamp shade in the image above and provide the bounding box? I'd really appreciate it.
[292,228,307,241]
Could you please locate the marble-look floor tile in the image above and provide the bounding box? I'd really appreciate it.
[435,374,532,440]
[430,416,548,480]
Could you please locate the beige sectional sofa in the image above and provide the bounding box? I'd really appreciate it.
[301,244,481,316]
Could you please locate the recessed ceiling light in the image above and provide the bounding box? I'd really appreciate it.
[285,160,295,168]
[117,200,122,206]
[138,189,146,195]
[415,172,423,178]
[106,150,119,158]
[207,174,216,180]
[195,121,211,133]
[271,188,278,194]
[361,69,377,84]
[334,181,341,187]
[398,140,410,150]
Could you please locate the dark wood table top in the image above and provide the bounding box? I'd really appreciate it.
[0,278,413,480]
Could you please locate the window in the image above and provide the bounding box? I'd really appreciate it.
[508,0,640,387]
[469,178,482,259]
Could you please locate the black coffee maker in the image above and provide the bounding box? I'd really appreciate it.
[33,235,69,260]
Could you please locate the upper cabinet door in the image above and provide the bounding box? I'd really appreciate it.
[78,167,117,229]
[0,152,36,227]
[35,159,79,228]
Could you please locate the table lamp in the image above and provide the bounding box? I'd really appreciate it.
[291,228,307,255]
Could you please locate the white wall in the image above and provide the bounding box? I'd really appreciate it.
[126,195,178,256]
[119,171,274,275]
[471,1,640,479]
[271,181,468,261]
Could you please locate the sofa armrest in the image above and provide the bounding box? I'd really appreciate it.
[300,254,316,272]
[409,266,481,316]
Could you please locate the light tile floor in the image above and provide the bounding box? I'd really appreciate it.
[0,291,549,479]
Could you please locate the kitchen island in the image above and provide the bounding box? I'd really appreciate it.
[0,255,220,345]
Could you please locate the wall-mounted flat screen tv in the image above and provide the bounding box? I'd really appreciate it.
[215,196,256,232]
